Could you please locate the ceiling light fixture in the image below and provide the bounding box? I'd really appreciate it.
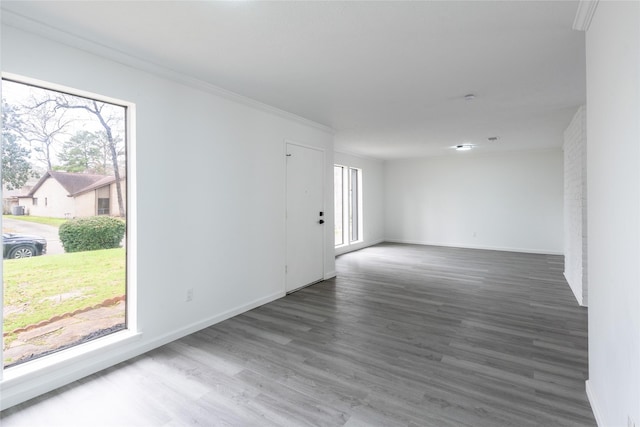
[464,94,476,101]
[488,136,499,142]
[455,144,474,151]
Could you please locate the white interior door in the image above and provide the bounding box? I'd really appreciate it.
[286,143,325,293]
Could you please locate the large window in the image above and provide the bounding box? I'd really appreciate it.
[334,166,344,246]
[334,164,362,247]
[1,76,131,369]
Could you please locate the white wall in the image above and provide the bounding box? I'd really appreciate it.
[385,150,564,254]
[563,106,588,306]
[585,3,640,426]
[0,25,334,409]
[334,152,385,256]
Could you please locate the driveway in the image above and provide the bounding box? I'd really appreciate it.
[2,217,65,255]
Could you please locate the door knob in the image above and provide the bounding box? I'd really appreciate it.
[319,219,325,224]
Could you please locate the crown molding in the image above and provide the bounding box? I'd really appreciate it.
[0,9,334,135]
[573,0,599,31]
[334,149,384,163]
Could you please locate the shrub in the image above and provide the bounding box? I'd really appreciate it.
[59,216,126,253]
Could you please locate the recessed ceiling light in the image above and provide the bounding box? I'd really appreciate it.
[455,144,474,151]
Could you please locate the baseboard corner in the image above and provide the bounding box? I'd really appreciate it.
[585,379,603,426]
[324,270,337,280]
[563,271,584,306]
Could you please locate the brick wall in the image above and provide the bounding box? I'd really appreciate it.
[563,105,587,306]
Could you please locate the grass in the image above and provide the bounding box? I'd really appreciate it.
[3,248,126,337]
[3,215,69,228]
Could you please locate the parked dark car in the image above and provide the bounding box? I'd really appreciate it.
[2,233,47,259]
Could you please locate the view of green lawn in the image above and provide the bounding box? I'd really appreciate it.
[3,77,130,366]
[3,248,126,339]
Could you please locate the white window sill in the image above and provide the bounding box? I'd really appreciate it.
[335,240,363,249]
[2,329,142,385]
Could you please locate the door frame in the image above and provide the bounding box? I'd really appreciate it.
[284,139,326,293]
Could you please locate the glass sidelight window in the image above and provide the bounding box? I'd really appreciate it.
[349,167,359,242]
[334,164,362,247]
[334,165,344,246]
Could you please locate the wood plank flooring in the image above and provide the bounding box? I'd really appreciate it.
[1,243,596,426]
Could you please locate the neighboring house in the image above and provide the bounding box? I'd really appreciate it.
[2,181,36,215]
[17,171,126,218]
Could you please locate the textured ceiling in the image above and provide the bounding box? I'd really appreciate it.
[1,1,585,159]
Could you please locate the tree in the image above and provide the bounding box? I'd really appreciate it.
[57,130,105,173]
[1,101,32,190]
[94,130,125,176]
[55,96,126,217]
[14,94,73,170]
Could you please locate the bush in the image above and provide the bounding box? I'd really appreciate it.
[59,216,126,253]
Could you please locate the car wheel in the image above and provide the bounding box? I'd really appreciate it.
[9,245,36,259]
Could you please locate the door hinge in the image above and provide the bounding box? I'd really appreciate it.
[285,265,288,274]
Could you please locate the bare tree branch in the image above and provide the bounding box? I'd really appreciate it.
[15,95,74,170]
[55,95,126,217]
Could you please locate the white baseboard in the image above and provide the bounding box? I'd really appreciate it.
[139,290,285,353]
[585,380,603,426]
[384,239,563,256]
[324,270,337,279]
[0,290,284,411]
[564,271,585,306]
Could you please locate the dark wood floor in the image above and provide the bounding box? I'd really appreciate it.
[1,243,595,426]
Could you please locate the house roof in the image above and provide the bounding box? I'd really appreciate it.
[27,171,120,197]
[72,175,121,197]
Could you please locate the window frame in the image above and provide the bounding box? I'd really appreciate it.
[0,72,138,382]
[334,164,363,248]
[334,165,345,246]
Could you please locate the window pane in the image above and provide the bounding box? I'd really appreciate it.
[350,168,359,242]
[98,198,110,215]
[334,166,344,246]
[2,78,128,368]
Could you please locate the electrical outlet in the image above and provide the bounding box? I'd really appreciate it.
[186,288,194,302]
